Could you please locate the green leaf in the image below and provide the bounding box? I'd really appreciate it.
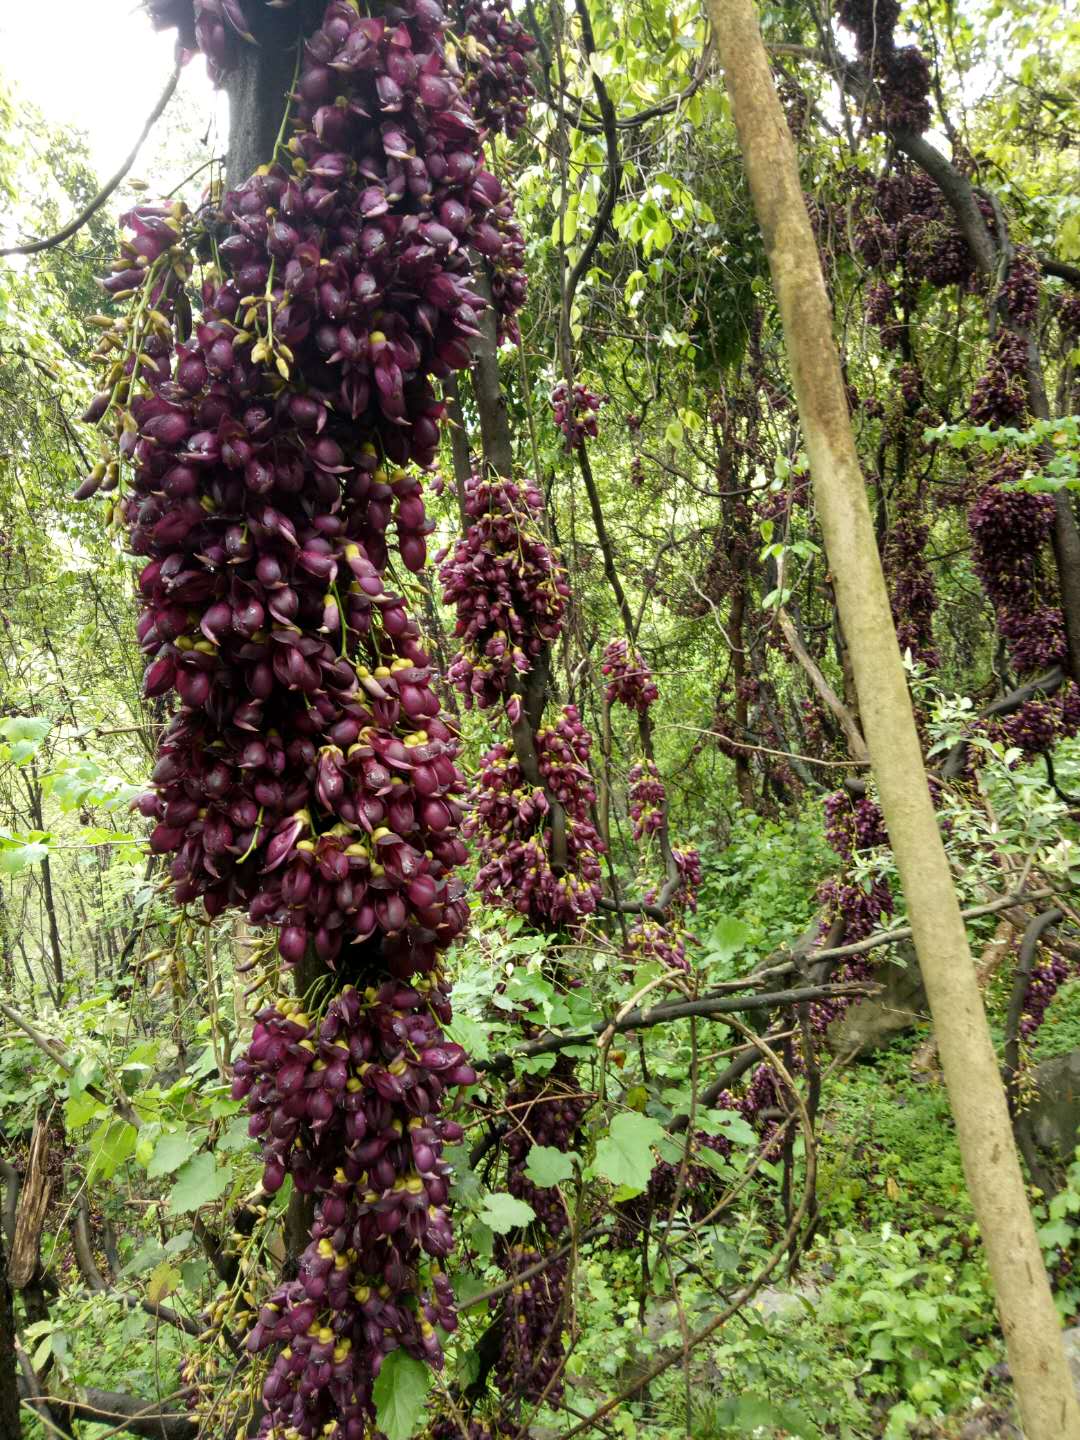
[0,716,51,748]
[64,1091,103,1129]
[373,1349,433,1440]
[706,915,751,964]
[593,1112,665,1191]
[146,1261,181,1305]
[147,1129,200,1179]
[88,1118,137,1182]
[0,839,48,874]
[445,1012,491,1064]
[477,1192,536,1234]
[167,1152,234,1214]
[709,1396,820,1439]
[524,1145,575,1187]
[703,1109,759,1148]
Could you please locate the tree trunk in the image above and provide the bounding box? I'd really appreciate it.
[707,4,1080,1437]
[470,268,515,477]
[223,2,324,187]
[728,580,755,808]
[0,1226,21,1440]
[25,777,63,1001]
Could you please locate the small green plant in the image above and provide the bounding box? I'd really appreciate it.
[1034,980,1080,1065]
[1035,1147,1080,1322]
[816,1223,999,1434]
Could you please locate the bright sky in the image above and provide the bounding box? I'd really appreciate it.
[0,0,223,189]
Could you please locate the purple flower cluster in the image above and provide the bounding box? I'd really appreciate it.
[230,980,474,1430]
[1058,290,1080,340]
[969,331,1030,426]
[838,0,931,133]
[864,279,904,349]
[1002,248,1041,329]
[979,687,1080,764]
[816,873,893,944]
[89,1,537,1431]
[646,847,701,915]
[550,380,603,450]
[884,501,939,665]
[824,790,889,856]
[504,1065,586,1239]
[465,708,604,928]
[817,791,893,943]
[439,473,568,709]
[498,1245,569,1406]
[494,1061,586,1404]
[967,456,1065,675]
[625,918,688,972]
[453,0,537,139]
[852,171,983,291]
[631,1128,731,1230]
[1021,949,1073,1040]
[601,638,659,712]
[144,0,249,84]
[628,759,665,841]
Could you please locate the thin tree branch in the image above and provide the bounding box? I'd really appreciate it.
[479,982,877,1072]
[0,66,182,258]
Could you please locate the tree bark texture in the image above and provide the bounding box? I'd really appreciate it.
[223,2,324,188]
[0,1226,21,1440]
[707,4,1080,1437]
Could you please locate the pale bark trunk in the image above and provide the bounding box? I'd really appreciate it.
[706,3,1080,1436]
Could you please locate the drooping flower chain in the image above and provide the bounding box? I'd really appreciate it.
[84,0,536,1433]
[438,472,569,709]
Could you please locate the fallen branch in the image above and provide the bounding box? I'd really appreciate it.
[776,604,869,764]
[939,667,1066,778]
[479,982,876,1074]
[17,1378,198,1440]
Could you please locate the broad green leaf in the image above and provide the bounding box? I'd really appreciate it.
[64,1091,103,1129]
[703,1109,759,1148]
[146,1261,181,1306]
[0,715,51,748]
[524,1145,575,1187]
[477,1192,536,1234]
[706,915,751,962]
[88,1118,137,1182]
[593,1112,665,1191]
[445,1012,491,1063]
[709,1396,820,1439]
[147,1129,200,1179]
[373,1349,433,1440]
[167,1152,234,1214]
[0,839,48,874]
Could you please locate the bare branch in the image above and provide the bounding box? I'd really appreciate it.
[0,66,182,258]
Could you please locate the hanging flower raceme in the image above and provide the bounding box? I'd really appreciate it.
[624,918,688,972]
[601,638,659,712]
[968,455,1066,677]
[439,473,568,709]
[667,847,702,914]
[627,759,664,841]
[450,0,537,139]
[465,708,605,929]
[231,979,476,1430]
[884,501,939,666]
[816,790,892,945]
[494,1058,584,1404]
[837,0,931,134]
[81,0,536,1432]
[550,380,603,450]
